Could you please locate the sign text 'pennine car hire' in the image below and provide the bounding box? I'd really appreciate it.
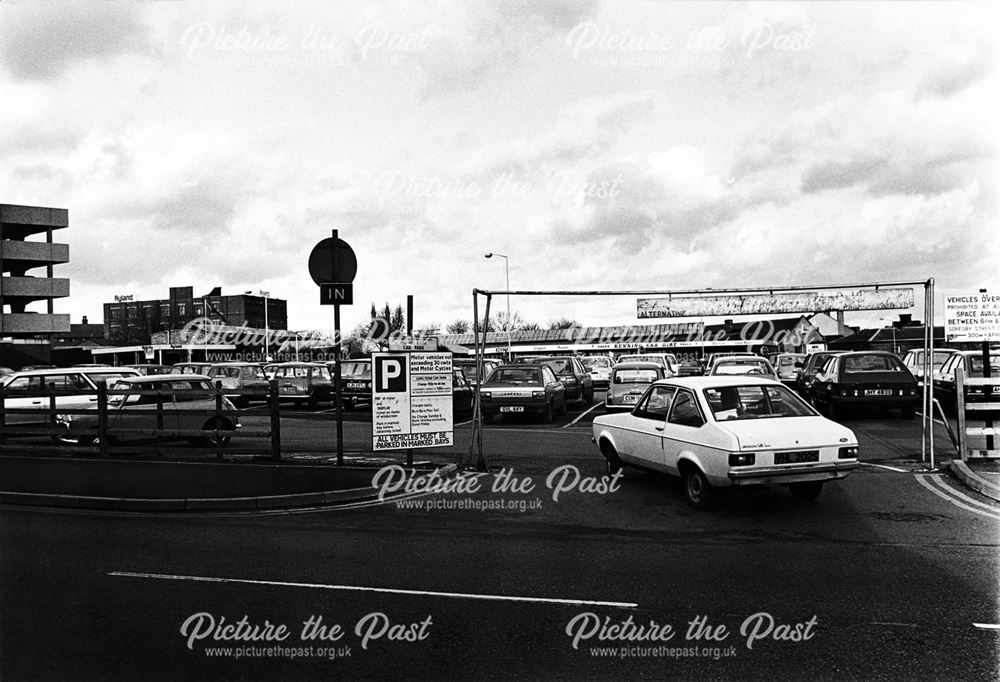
[372,352,454,450]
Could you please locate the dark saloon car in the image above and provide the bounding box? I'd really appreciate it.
[333,359,372,410]
[453,358,500,384]
[480,364,567,423]
[452,369,474,416]
[810,351,919,420]
[515,355,594,403]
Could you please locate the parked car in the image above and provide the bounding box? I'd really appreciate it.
[452,369,474,416]
[57,375,241,447]
[0,367,14,377]
[933,350,1000,412]
[126,364,173,376]
[515,355,593,402]
[902,348,958,385]
[592,376,859,509]
[0,366,141,426]
[268,362,333,408]
[206,362,270,408]
[616,353,679,377]
[810,351,919,420]
[480,364,567,423]
[170,362,215,375]
[605,362,665,412]
[700,353,758,375]
[769,353,807,386]
[453,358,501,384]
[334,359,372,410]
[581,356,615,389]
[708,356,780,381]
[795,351,846,399]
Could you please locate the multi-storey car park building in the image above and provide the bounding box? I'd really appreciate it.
[0,203,71,367]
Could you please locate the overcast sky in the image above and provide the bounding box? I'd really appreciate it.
[1,1,997,334]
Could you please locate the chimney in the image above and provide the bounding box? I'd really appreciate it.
[896,313,913,327]
[82,315,88,324]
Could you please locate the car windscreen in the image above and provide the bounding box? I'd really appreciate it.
[582,357,611,369]
[705,384,813,420]
[341,362,371,378]
[844,355,904,373]
[544,359,573,375]
[486,368,542,384]
[613,369,659,384]
[969,356,1000,377]
[713,361,770,375]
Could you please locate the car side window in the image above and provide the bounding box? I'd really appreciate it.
[668,390,705,428]
[634,386,676,421]
[542,367,557,384]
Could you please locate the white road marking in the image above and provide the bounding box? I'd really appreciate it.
[973,623,1000,630]
[921,474,1000,515]
[564,402,604,428]
[914,475,1000,521]
[108,572,638,609]
[860,462,909,473]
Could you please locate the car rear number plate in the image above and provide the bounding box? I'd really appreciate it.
[623,394,639,403]
[865,389,893,396]
[499,406,524,413]
[775,450,820,465]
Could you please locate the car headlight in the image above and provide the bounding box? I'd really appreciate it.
[838,446,859,459]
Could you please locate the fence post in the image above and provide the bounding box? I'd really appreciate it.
[0,385,6,443]
[270,380,281,461]
[956,367,967,461]
[215,380,224,460]
[97,382,109,458]
[155,391,164,458]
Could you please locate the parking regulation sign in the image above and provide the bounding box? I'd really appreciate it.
[372,352,454,451]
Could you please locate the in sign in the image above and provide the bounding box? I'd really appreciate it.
[320,283,353,306]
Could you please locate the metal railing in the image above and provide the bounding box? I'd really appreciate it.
[955,368,1000,460]
[0,381,281,460]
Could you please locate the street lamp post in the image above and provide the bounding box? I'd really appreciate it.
[484,253,511,360]
[247,290,270,361]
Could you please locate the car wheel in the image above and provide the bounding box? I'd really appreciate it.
[200,418,234,447]
[307,392,320,410]
[681,464,714,511]
[790,481,823,502]
[600,441,623,477]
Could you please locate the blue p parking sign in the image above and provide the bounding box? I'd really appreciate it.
[374,357,407,393]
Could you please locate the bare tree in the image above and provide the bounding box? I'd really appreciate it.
[548,317,581,330]
[446,319,470,334]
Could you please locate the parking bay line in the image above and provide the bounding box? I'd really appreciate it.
[564,402,605,428]
[107,572,638,609]
[973,623,1000,630]
[859,462,909,473]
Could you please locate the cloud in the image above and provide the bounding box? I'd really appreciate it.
[458,90,657,178]
[414,0,598,96]
[0,1,152,81]
[916,45,993,98]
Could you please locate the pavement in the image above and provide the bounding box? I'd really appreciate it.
[948,458,1000,503]
[0,453,456,512]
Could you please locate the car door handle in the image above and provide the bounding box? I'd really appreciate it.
[655,426,664,432]
[32,400,43,405]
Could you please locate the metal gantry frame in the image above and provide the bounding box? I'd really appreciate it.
[463,279,937,472]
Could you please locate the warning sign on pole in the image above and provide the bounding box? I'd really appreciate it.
[372,352,454,450]
[944,290,1000,342]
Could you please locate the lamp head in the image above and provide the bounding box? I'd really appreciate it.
[484,253,493,259]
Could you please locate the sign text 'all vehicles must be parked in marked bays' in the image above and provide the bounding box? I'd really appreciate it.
[372,352,454,450]
[944,290,1000,342]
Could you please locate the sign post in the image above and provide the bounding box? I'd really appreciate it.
[310,230,358,466]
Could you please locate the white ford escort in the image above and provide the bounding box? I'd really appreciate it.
[591,376,859,509]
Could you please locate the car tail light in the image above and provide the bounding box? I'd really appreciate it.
[838,446,858,459]
[561,377,578,384]
[728,452,755,466]
[481,391,491,400]
[532,391,545,398]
